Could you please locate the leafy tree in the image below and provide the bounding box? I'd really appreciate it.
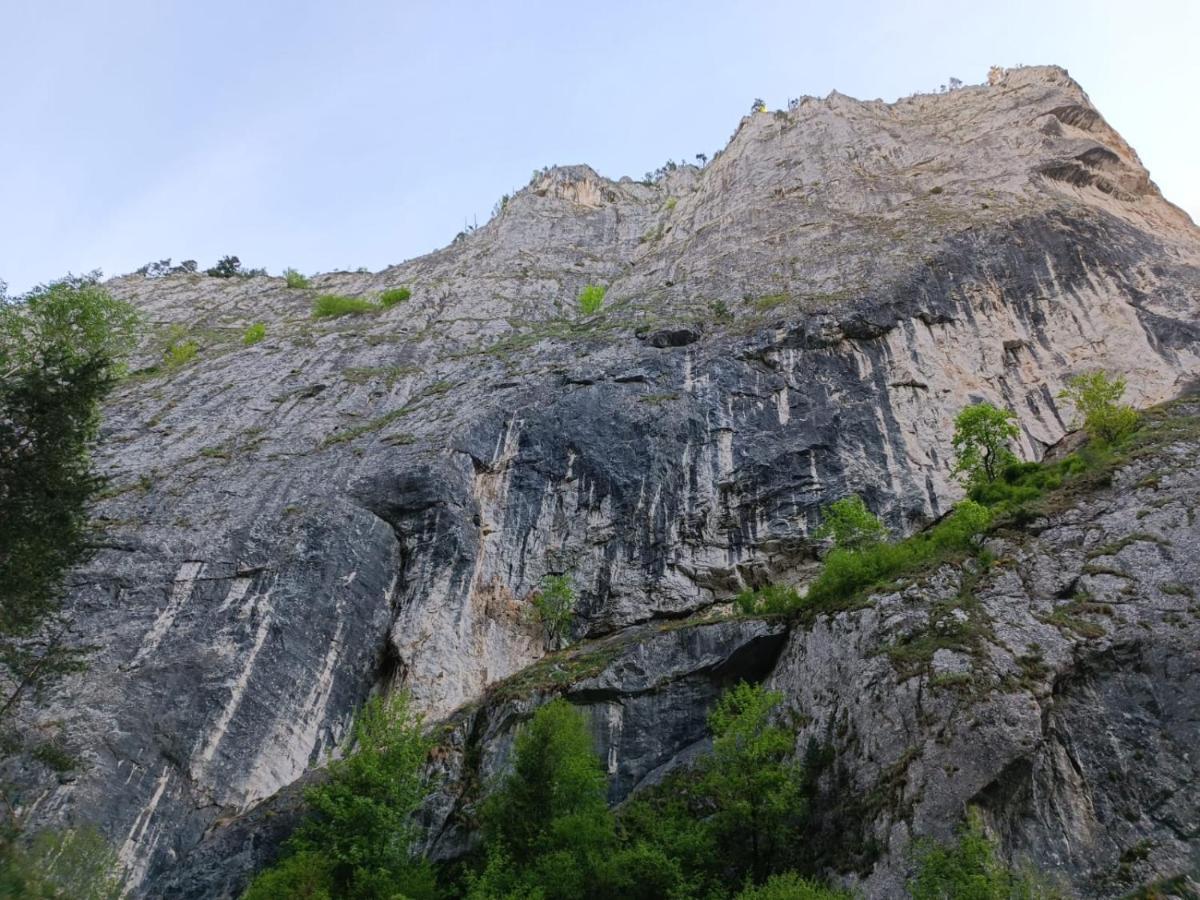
[952,403,1020,485]
[813,495,887,551]
[472,699,616,899]
[207,255,243,278]
[910,808,1062,899]
[0,276,138,724]
[243,691,437,899]
[1058,371,1138,446]
[751,98,767,113]
[207,256,266,278]
[700,682,806,884]
[532,575,576,646]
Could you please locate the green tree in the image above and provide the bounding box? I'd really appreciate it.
[532,575,576,647]
[700,682,806,884]
[0,276,138,725]
[244,692,437,900]
[474,699,615,900]
[952,403,1020,485]
[910,809,1062,900]
[813,495,887,551]
[1057,371,1138,445]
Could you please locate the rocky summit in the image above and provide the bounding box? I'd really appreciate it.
[5,65,1200,897]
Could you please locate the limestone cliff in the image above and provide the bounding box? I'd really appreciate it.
[4,65,1200,898]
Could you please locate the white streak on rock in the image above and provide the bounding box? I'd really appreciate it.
[130,561,203,667]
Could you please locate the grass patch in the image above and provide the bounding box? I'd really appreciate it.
[322,408,409,447]
[312,294,378,319]
[379,287,412,308]
[242,322,266,346]
[1086,532,1169,559]
[752,292,791,311]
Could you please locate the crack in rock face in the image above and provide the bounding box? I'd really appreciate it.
[5,65,1200,898]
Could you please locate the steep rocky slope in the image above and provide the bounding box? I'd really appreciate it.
[5,65,1200,897]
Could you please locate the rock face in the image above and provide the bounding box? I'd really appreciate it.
[4,66,1200,897]
[767,412,1200,896]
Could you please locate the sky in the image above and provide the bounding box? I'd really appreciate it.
[1,0,1197,295]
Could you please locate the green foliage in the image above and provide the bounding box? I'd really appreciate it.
[243,692,436,899]
[1058,371,1139,446]
[532,575,576,646]
[0,276,137,724]
[952,403,1020,485]
[736,583,801,615]
[967,457,1085,510]
[206,255,265,278]
[242,851,331,900]
[735,871,852,899]
[242,322,266,346]
[814,495,888,551]
[31,739,77,772]
[751,98,767,113]
[710,299,734,322]
[474,699,613,900]
[910,809,1062,899]
[806,500,991,609]
[312,294,379,319]
[701,682,807,883]
[578,284,606,315]
[0,827,122,899]
[284,268,311,289]
[379,287,412,308]
[164,336,198,368]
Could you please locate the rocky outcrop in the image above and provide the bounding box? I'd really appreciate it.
[768,408,1200,895]
[4,65,1200,897]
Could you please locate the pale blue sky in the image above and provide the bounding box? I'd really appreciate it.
[2,0,1196,294]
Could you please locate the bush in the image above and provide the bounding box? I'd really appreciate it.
[814,495,887,550]
[736,583,801,615]
[312,295,378,319]
[578,284,606,315]
[910,808,1063,899]
[164,338,198,367]
[1059,371,1139,446]
[241,851,331,900]
[805,501,991,609]
[735,871,852,899]
[532,575,575,647]
[952,403,1020,485]
[379,287,412,308]
[242,323,266,346]
[283,268,310,289]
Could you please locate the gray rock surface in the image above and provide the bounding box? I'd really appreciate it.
[768,414,1200,895]
[4,65,1200,897]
